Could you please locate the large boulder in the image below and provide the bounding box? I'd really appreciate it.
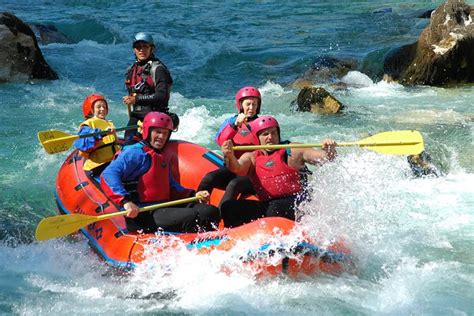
[383,0,474,86]
[0,12,58,82]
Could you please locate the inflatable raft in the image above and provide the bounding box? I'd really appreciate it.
[55,140,350,277]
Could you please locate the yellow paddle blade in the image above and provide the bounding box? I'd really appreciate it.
[35,213,105,241]
[35,196,200,241]
[37,130,79,154]
[352,130,424,155]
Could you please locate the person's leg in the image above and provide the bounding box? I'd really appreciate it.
[265,196,297,221]
[218,176,255,208]
[192,203,221,232]
[125,211,157,233]
[220,199,266,228]
[197,168,236,192]
[152,204,220,233]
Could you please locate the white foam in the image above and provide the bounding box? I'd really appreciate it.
[341,71,374,87]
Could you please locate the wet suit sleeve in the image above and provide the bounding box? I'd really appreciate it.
[135,65,173,111]
[100,146,151,205]
[215,116,238,146]
[73,126,102,152]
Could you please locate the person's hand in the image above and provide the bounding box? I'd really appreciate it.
[195,190,210,204]
[321,138,337,160]
[221,140,234,157]
[106,126,116,134]
[122,95,136,106]
[235,113,247,127]
[123,201,140,218]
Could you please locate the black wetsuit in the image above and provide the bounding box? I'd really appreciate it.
[124,56,179,144]
[197,168,255,208]
[221,195,299,228]
[125,202,221,233]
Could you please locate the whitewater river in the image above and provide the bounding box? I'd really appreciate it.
[0,1,472,315]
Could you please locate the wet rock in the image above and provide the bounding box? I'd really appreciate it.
[417,9,435,18]
[291,79,312,90]
[30,23,73,44]
[407,151,439,177]
[329,81,349,91]
[294,86,343,114]
[0,12,58,82]
[383,43,417,81]
[360,47,391,79]
[295,56,358,85]
[383,0,474,86]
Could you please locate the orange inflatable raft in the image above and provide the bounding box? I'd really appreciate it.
[55,140,351,277]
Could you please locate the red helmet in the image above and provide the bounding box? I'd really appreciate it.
[250,115,279,136]
[142,112,174,139]
[235,86,261,114]
[82,94,107,118]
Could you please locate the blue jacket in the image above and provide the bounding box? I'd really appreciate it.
[73,126,102,151]
[100,142,192,205]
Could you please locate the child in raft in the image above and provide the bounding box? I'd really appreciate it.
[197,86,262,207]
[74,94,120,177]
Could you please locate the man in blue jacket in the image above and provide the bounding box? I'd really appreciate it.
[101,112,220,233]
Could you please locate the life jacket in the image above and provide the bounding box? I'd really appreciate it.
[80,117,119,171]
[251,147,302,201]
[136,145,171,203]
[125,59,172,97]
[233,124,259,158]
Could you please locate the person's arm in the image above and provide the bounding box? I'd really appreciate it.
[73,125,103,152]
[300,139,337,166]
[215,116,238,146]
[100,147,150,205]
[215,113,250,146]
[222,140,253,176]
[135,66,172,111]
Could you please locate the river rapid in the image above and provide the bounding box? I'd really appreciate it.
[0,1,473,315]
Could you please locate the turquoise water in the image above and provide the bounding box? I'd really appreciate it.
[1,1,473,315]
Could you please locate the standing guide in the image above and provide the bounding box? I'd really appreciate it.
[123,32,179,144]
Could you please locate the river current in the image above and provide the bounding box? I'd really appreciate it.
[0,1,473,315]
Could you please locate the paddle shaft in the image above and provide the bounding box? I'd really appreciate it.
[78,125,138,139]
[93,196,199,221]
[233,141,421,151]
[35,196,200,241]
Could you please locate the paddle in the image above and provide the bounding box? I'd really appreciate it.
[35,196,200,241]
[37,125,138,155]
[233,130,424,156]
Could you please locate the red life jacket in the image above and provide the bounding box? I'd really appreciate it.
[125,59,172,95]
[251,148,302,201]
[137,145,170,203]
[233,124,258,146]
[233,124,259,158]
[125,62,157,96]
[216,120,259,158]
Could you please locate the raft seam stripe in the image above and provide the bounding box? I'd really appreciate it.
[202,151,225,168]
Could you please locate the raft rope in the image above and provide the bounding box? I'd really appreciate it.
[73,155,106,212]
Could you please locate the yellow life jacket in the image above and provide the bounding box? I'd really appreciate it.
[79,117,120,171]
